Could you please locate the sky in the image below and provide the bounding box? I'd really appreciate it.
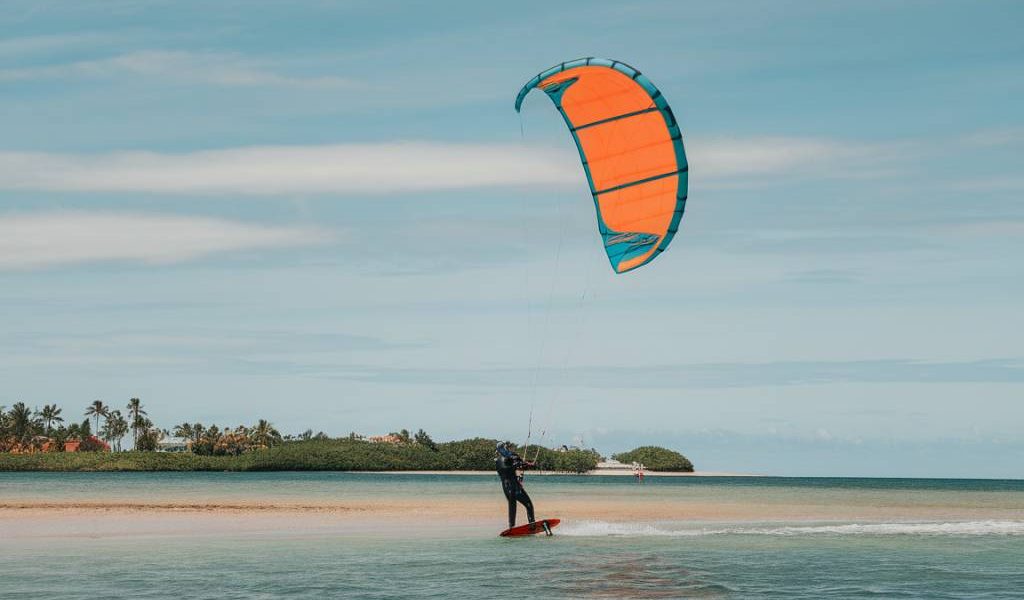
[1,1,1022,477]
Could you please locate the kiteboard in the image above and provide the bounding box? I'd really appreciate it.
[500,519,560,537]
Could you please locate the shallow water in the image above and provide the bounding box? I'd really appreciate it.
[5,471,1024,505]
[3,473,1024,598]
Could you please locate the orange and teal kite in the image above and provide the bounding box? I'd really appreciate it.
[516,58,688,274]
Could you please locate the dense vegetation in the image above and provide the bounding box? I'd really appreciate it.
[612,446,694,472]
[1,399,283,456]
[0,399,155,453]
[0,437,601,473]
[4,399,688,474]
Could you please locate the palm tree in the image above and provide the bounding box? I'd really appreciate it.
[173,422,195,441]
[249,419,282,449]
[126,398,146,449]
[84,400,109,434]
[8,402,40,448]
[101,410,129,452]
[38,404,63,435]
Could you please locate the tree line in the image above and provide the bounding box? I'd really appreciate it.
[1,399,156,452]
[0,399,282,455]
[612,446,694,472]
[2,401,692,473]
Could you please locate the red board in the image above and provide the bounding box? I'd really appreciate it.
[500,519,561,537]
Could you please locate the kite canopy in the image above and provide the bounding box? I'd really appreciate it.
[516,58,688,274]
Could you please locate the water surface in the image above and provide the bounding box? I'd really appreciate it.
[3,473,1023,598]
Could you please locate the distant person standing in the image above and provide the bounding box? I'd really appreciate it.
[639,463,646,484]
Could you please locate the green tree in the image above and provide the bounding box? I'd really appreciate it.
[435,437,503,470]
[131,417,156,450]
[191,425,220,456]
[173,422,206,450]
[84,400,109,434]
[102,410,129,452]
[249,419,282,449]
[0,406,9,450]
[38,404,63,435]
[612,446,694,472]
[7,403,41,449]
[48,425,69,452]
[126,398,147,450]
[390,429,412,444]
[413,429,437,451]
[136,424,163,452]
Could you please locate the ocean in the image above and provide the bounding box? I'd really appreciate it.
[3,473,1023,599]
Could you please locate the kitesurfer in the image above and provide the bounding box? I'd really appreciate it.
[496,442,536,530]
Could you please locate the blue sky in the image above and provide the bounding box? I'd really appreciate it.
[1,1,1022,477]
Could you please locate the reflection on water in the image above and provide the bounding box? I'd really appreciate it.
[553,552,733,598]
[4,531,1024,599]
[4,474,1024,598]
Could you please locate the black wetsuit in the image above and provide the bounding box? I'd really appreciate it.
[496,447,535,530]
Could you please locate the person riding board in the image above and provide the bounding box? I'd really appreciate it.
[495,442,536,531]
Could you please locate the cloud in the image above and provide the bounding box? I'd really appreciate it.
[0,32,119,57]
[0,328,397,365]
[0,50,361,89]
[0,132,994,196]
[219,358,1024,388]
[961,127,1024,148]
[0,212,333,269]
[690,136,908,185]
[0,142,579,195]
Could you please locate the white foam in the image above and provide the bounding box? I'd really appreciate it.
[559,520,1024,537]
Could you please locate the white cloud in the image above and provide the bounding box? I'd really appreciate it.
[961,127,1024,148]
[691,136,907,184]
[0,133,943,197]
[0,50,361,89]
[0,32,119,57]
[0,142,579,195]
[0,212,334,270]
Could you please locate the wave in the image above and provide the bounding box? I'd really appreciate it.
[559,520,1024,537]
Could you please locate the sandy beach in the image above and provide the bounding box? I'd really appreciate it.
[5,473,1024,541]
[374,470,756,477]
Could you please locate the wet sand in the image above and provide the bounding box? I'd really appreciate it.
[5,494,1024,541]
[364,470,755,477]
[6,471,1024,542]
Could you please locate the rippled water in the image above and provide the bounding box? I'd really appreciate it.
[3,473,1024,598]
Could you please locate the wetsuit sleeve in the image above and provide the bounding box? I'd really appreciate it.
[498,446,534,470]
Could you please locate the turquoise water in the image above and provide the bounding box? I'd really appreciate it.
[4,473,1024,599]
[6,471,1024,503]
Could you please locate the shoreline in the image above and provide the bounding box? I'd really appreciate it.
[0,468,753,476]
[5,498,1023,543]
[4,476,1023,541]
[339,469,757,477]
